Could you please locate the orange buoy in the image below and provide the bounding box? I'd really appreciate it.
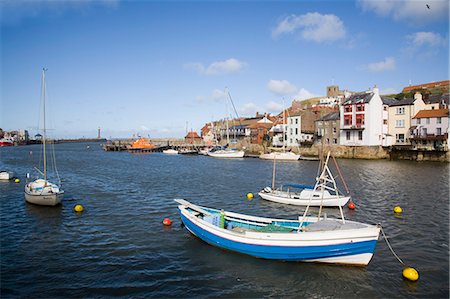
[348,202,356,210]
[163,218,172,226]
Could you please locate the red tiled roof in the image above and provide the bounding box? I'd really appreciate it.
[413,109,448,119]
[185,131,201,138]
[402,80,449,93]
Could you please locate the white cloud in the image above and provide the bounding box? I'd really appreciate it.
[140,125,150,131]
[265,101,284,114]
[293,88,320,101]
[184,58,247,76]
[358,0,449,24]
[272,12,346,43]
[267,80,297,95]
[365,57,396,72]
[238,103,261,116]
[403,31,447,57]
[406,31,447,47]
[196,89,228,104]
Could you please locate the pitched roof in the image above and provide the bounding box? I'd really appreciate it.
[381,96,397,105]
[387,98,415,107]
[424,93,449,105]
[317,111,340,121]
[185,131,201,138]
[343,92,373,105]
[412,109,449,119]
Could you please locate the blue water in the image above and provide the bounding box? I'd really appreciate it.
[1,142,448,298]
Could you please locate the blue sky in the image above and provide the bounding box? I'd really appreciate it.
[1,0,448,138]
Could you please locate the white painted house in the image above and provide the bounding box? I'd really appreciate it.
[340,87,388,146]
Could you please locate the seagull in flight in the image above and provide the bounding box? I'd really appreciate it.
[426,4,430,9]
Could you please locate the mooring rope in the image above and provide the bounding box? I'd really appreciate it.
[380,225,406,266]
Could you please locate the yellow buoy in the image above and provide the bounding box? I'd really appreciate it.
[14,178,20,183]
[394,206,402,214]
[74,204,84,213]
[403,267,419,281]
[247,193,254,200]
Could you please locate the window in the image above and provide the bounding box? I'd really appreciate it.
[295,118,298,124]
[396,134,405,143]
[426,118,430,124]
[344,115,352,126]
[290,128,293,135]
[333,138,337,144]
[358,131,363,140]
[383,119,388,125]
[383,106,387,111]
[290,138,293,143]
[437,128,442,135]
[326,138,330,144]
[356,114,365,127]
[344,105,352,113]
[437,117,442,124]
[396,107,405,115]
[417,118,421,124]
[333,127,337,133]
[356,104,365,112]
[395,120,405,128]
[346,131,351,140]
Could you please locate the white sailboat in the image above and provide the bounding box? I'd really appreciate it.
[259,152,350,207]
[207,90,245,158]
[259,105,300,161]
[24,69,64,206]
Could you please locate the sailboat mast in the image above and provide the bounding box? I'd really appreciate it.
[42,68,47,183]
[225,93,230,144]
[282,101,285,153]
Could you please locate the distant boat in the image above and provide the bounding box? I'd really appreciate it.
[207,89,245,159]
[24,68,64,206]
[128,137,155,150]
[175,197,380,266]
[178,148,198,155]
[259,152,350,207]
[259,104,300,161]
[0,137,14,147]
[163,149,179,155]
[0,171,14,180]
[259,151,300,161]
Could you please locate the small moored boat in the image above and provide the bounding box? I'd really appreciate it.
[0,170,14,180]
[163,149,179,155]
[175,198,380,266]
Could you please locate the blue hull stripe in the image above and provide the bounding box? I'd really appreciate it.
[181,213,377,261]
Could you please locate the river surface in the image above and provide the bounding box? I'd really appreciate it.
[1,142,448,298]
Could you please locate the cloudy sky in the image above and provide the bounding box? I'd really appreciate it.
[1,0,448,138]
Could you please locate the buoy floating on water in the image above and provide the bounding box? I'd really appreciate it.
[14,178,20,183]
[74,204,84,213]
[394,206,403,214]
[403,267,419,281]
[163,218,172,226]
[348,201,356,210]
[246,193,254,200]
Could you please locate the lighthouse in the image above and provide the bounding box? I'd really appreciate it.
[97,127,101,139]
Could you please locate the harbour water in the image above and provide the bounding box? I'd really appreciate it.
[1,143,448,298]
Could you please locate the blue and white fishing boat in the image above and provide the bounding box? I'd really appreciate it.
[176,152,380,266]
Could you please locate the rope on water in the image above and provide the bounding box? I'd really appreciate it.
[380,225,406,267]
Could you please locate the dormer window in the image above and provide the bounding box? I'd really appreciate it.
[344,105,352,113]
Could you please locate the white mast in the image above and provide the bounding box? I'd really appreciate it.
[42,68,48,184]
[225,90,230,144]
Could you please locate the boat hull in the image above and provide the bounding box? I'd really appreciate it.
[178,204,379,266]
[259,152,300,161]
[258,190,350,207]
[0,171,14,180]
[24,190,64,206]
[163,149,179,154]
[207,150,245,158]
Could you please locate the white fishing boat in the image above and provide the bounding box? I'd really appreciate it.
[0,170,14,180]
[24,69,64,206]
[175,155,380,266]
[259,152,350,207]
[163,149,179,154]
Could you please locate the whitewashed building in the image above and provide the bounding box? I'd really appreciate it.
[340,87,388,146]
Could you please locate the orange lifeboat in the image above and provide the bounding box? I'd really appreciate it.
[128,137,155,150]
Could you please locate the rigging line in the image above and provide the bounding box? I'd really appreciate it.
[380,225,406,267]
[331,155,349,194]
[226,89,243,128]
